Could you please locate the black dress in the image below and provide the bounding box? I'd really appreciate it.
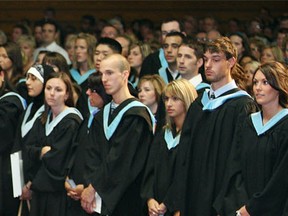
[66,110,99,216]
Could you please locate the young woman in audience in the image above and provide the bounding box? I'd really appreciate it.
[237,61,288,215]
[261,44,284,64]
[128,41,152,88]
[243,60,260,95]
[28,72,83,216]
[0,42,23,84]
[138,74,166,133]
[17,35,36,73]
[142,79,197,216]
[65,72,112,216]
[70,33,97,117]
[229,32,251,63]
[43,51,81,105]
[219,62,288,216]
[12,64,54,215]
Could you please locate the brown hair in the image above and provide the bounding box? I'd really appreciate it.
[253,61,288,108]
[41,72,75,124]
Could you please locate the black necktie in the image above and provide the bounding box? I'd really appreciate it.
[210,92,215,99]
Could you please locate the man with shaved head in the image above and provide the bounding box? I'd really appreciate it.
[81,54,154,216]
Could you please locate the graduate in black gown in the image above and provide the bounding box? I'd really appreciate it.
[12,64,54,215]
[0,67,26,216]
[65,72,111,216]
[218,62,288,216]
[80,54,154,216]
[163,37,257,216]
[76,37,122,118]
[29,72,83,216]
[142,79,197,216]
[138,74,166,135]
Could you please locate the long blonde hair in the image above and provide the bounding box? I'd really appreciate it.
[163,79,197,130]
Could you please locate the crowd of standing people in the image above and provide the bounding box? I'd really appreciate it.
[0,6,288,216]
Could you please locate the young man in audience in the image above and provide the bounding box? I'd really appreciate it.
[177,38,209,91]
[158,31,185,84]
[139,18,185,78]
[33,19,71,64]
[81,54,154,215]
[163,37,257,216]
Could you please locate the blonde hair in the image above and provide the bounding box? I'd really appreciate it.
[138,74,166,104]
[130,41,152,60]
[163,79,197,130]
[73,33,97,70]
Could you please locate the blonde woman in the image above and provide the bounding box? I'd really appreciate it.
[128,41,152,87]
[142,79,197,216]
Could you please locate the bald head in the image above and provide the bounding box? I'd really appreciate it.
[100,54,132,100]
[102,53,130,73]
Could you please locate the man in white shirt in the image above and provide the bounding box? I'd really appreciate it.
[34,20,71,65]
[177,38,209,91]
[158,32,185,84]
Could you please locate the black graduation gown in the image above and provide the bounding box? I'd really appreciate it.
[220,113,288,216]
[84,98,154,216]
[142,127,180,216]
[164,88,257,216]
[29,111,82,216]
[71,68,96,118]
[66,117,95,216]
[139,50,162,78]
[0,92,25,216]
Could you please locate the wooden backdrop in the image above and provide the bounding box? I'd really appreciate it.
[0,1,286,35]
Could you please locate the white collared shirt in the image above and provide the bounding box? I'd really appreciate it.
[210,80,237,98]
[189,74,203,88]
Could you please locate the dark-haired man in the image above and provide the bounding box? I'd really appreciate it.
[164,37,257,216]
[159,31,185,84]
[33,20,70,64]
[140,19,185,78]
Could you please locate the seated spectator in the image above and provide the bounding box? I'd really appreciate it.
[128,41,152,88]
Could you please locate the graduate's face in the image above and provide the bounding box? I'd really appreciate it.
[138,81,157,109]
[164,92,186,120]
[229,35,244,56]
[128,46,143,69]
[177,45,202,77]
[100,57,127,96]
[0,47,13,72]
[94,44,114,71]
[253,70,279,108]
[86,88,104,108]
[163,36,182,64]
[204,51,234,88]
[75,38,89,64]
[261,48,275,63]
[26,73,44,97]
[45,78,68,109]
[20,42,34,59]
[42,24,58,45]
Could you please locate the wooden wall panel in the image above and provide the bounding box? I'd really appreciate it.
[0,1,286,34]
